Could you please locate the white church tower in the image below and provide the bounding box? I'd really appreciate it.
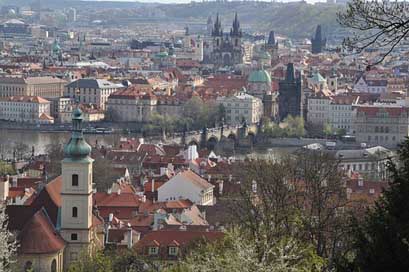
[60,108,94,267]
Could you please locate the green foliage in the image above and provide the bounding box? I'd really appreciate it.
[344,138,409,271]
[68,250,112,272]
[146,97,225,134]
[323,123,333,137]
[68,249,149,272]
[168,230,324,272]
[264,116,305,138]
[0,161,15,176]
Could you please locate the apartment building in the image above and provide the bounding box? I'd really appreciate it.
[353,104,409,147]
[217,88,263,125]
[0,96,53,123]
[65,79,123,110]
[106,86,157,122]
[0,76,67,98]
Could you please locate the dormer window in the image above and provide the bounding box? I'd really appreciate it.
[168,246,179,256]
[148,246,158,255]
[72,174,78,186]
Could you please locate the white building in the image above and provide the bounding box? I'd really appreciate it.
[157,169,215,206]
[0,96,54,123]
[106,86,157,122]
[65,79,123,110]
[217,88,263,125]
[307,92,357,133]
[353,104,409,147]
[353,75,388,94]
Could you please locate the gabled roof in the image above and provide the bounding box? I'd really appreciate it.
[19,209,65,254]
[172,169,214,190]
[45,176,62,207]
[135,230,223,249]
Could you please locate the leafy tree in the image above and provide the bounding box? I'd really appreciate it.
[170,230,324,272]
[0,161,15,176]
[323,123,333,138]
[0,204,17,272]
[91,151,119,192]
[13,142,29,161]
[282,115,305,137]
[67,250,112,272]
[45,140,64,180]
[344,138,409,271]
[338,0,409,65]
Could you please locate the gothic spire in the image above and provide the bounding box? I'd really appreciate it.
[268,31,276,46]
[230,12,241,37]
[212,13,223,37]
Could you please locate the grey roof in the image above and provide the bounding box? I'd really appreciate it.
[0,76,66,85]
[66,78,122,89]
[334,146,393,160]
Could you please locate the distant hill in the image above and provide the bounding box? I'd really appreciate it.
[157,2,344,39]
[1,0,344,40]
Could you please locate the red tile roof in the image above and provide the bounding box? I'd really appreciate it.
[19,209,65,254]
[45,176,62,207]
[357,106,409,117]
[135,230,223,250]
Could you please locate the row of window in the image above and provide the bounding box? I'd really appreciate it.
[149,246,178,256]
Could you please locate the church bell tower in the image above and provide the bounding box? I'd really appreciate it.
[60,108,94,267]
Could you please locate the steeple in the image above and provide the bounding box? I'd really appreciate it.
[212,13,223,37]
[63,108,92,161]
[267,31,276,46]
[230,12,241,37]
[285,63,296,82]
[311,25,326,54]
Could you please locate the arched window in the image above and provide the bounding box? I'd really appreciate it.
[72,207,78,218]
[51,259,57,272]
[72,174,78,186]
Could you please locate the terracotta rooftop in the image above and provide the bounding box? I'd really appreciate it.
[176,169,214,190]
[0,96,50,104]
[135,230,223,249]
[18,209,65,254]
[45,176,62,207]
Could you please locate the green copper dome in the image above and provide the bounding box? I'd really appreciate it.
[155,51,168,58]
[64,108,92,160]
[248,69,271,83]
[311,71,326,83]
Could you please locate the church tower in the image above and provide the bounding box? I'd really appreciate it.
[212,13,223,50]
[60,108,94,267]
[311,25,326,54]
[230,12,242,50]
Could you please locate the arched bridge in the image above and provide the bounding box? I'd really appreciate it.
[163,124,259,148]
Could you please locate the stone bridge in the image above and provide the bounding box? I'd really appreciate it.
[162,124,259,148]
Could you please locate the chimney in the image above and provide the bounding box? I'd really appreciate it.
[107,188,112,194]
[151,179,155,192]
[127,223,133,249]
[108,213,113,222]
[117,189,121,195]
[139,138,144,144]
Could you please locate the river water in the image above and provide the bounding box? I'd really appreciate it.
[0,128,295,160]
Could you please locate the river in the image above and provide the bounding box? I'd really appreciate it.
[0,129,296,160]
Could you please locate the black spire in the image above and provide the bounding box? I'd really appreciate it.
[230,12,241,37]
[268,31,276,46]
[285,63,295,82]
[311,25,326,54]
[212,13,223,37]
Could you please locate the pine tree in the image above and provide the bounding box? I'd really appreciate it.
[351,138,409,271]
